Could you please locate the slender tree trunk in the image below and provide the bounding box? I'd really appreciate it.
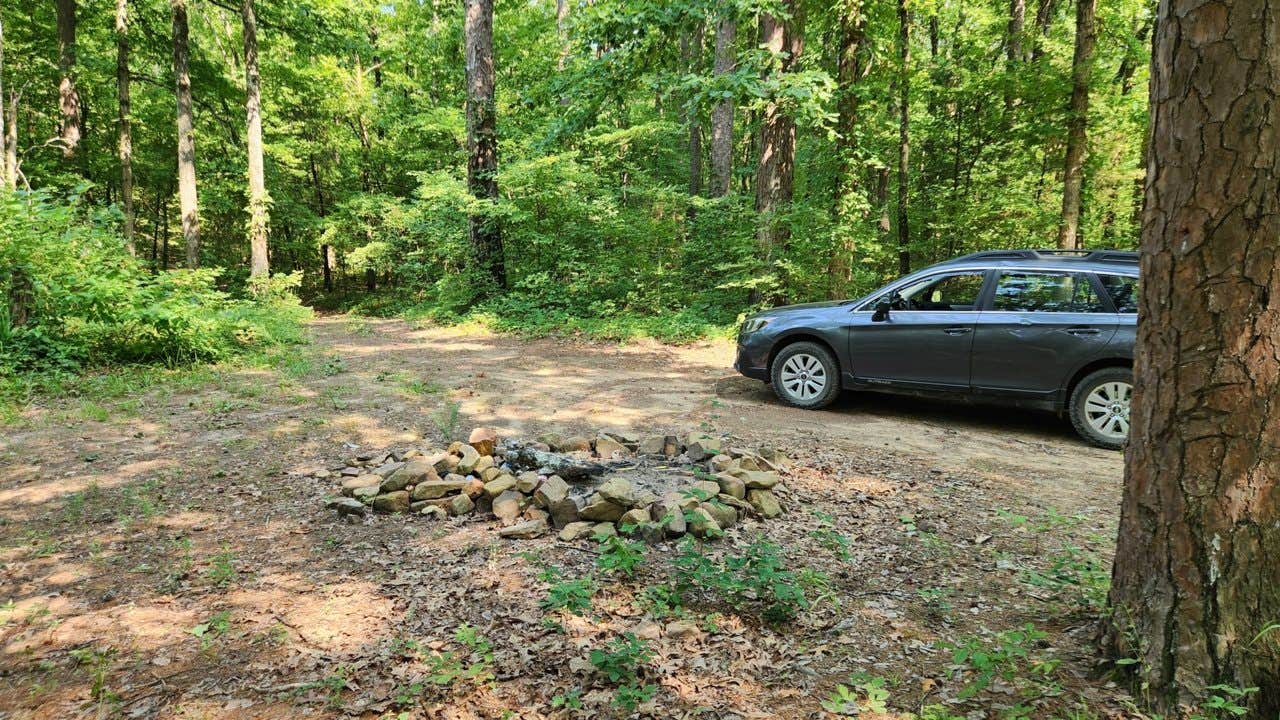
[1031,0,1057,60]
[161,193,170,271]
[753,1,802,303]
[242,0,269,281]
[57,0,82,158]
[556,0,570,71]
[321,245,333,291]
[3,83,15,191]
[116,0,135,254]
[171,0,201,269]
[464,0,505,290]
[709,5,735,198]
[1055,0,1094,250]
[0,11,8,190]
[682,26,704,209]
[895,0,910,275]
[1008,0,1025,62]
[827,0,866,299]
[1106,0,1280,714]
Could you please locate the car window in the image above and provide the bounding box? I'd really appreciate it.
[884,272,987,312]
[1096,274,1139,313]
[992,272,1107,313]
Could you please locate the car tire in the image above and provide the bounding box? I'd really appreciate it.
[770,341,841,410]
[1069,367,1133,450]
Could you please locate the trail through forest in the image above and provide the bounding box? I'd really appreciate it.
[1,318,1128,718]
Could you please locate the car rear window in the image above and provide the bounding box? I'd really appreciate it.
[992,272,1108,313]
[1096,274,1139,313]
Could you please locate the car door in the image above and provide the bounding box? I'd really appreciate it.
[847,270,990,390]
[969,270,1119,401]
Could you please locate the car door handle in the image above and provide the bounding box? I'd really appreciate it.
[1066,327,1101,336]
[943,327,972,335]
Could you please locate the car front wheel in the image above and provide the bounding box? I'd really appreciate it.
[770,341,840,409]
[1069,367,1133,450]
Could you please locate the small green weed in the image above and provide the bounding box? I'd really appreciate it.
[596,534,646,577]
[539,567,594,615]
[589,633,657,712]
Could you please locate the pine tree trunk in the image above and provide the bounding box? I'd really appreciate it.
[464,0,505,290]
[828,0,865,299]
[754,1,802,303]
[116,0,135,254]
[171,0,201,269]
[895,0,910,275]
[1056,0,1094,250]
[682,26,704,207]
[0,11,8,190]
[243,0,269,281]
[1106,0,1280,714]
[709,6,735,198]
[57,0,82,159]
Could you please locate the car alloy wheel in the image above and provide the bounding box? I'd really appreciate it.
[1083,380,1132,441]
[779,353,828,401]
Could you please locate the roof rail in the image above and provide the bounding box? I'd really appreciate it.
[953,249,1138,263]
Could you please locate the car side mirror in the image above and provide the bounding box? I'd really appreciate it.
[872,301,891,322]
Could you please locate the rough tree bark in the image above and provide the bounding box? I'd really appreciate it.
[172,0,201,269]
[464,0,505,290]
[827,0,866,299]
[709,4,735,198]
[1106,0,1280,715]
[1056,0,1094,250]
[116,0,135,254]
[243,0,269,280]
[682,26,704,208]
[754,0,803,303]
[1008,0,1025,62]
[0,11,8,189]
[895,0,910,275]
[57,0,82,158]
[1031,0,1057,60]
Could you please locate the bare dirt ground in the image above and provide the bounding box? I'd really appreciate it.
[0,317,1129,719]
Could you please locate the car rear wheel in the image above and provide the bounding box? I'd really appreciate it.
[1069,367,1133,450]
[771,342,840,409]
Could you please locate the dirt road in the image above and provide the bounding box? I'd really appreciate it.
[0,317,1127,718]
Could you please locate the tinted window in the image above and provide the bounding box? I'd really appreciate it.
[886,272,986,312]
[1096,274,1139,313]
[992,272,1107,313]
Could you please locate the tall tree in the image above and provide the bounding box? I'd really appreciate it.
[242,0,269,280]
[172,0,201,268]
[56,0,82,158]
[894,0,910,274]
[0,10,7,189]
[682,25,704,206]
[1106,0,1280,714]
[464,0,505,289]
[709,2,735,198]
[1056,0,1094,249]
[1007,0,1025,62]
[754,0,802,301]
[827,0,866,298]
[116,0,135,254]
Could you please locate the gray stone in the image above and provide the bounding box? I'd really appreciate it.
[547,498,581,528]
[748,489,783,518]
[447,493,475,516]
[618,508,651,530]
[341,474,382,496]
[498,518,548,539]
[483,474,518,498]
[702,500,737,529]
[420,505,448,520]
[713,472,746,499]
[592,522,618,539]
[735,470,781,490]
[558,435,592,453]
[580,495,626,522]
[687,507,721,538]
[372,461,404,478]
[637,436,666,455]
[456,445,482,474]
[493,490,523,524]
[533,475,570,507]
[411,478,470,500]
[325,497,368,517]
[371,491,411,514]
[472,454,495,475]
[684,435,722,461]
[595,435,629,458]
[558,521,595,541]
[352,485,380,502]
[429,451,459,475]
[515,471,541,494]
[597,477,642,507]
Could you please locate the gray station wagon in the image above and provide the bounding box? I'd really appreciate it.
[734,249,1139,449]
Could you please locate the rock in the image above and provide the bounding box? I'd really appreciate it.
[717,493,754,515]
[633,621,662,640]
[666,620,700,639]
[325,497,368,517]
[420,505,448,520]
[592,522,618,539]
[411,478,470,500]
[341,474,382,496]
[736,456,762,472]
[468,427,499,456]
[515,472,542,494]
[534,475,570,507]
[499,518,548,539]
[558,521,595,541]
[547,498,581,528]
[597,477,642,507]
[580,495,626,522]
[713,472,746,499]
[464,478,486,499]
[747,489,783,518]
[341,466,361,477]
[708,454,736,473]
[456,445,482,474]
[659,490,702,511]
[382,461,438,493]
[484,474,518,498]
[371,491,411,514]
[447,493,475,516]
[480,467,503,482]
[558,435,592,453]
[493,490,523,525]
[733,470,781,490]
[507,446,607,481]
[702,500,737,529]
[472,455,495,475]
[352,485,380,502]
[537,432,564,450]
[595,435,629,458]
[683,434,722,461]
[650,501,686,537]
[687,507,721,538]
[429,452,460,475]
[372,461,404,477]
[637,436,666,455]
[618,508,651,530]
[663,435,680,457]
[602,430,638,446]
[524,507,550,523]
[692,480,722,499]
